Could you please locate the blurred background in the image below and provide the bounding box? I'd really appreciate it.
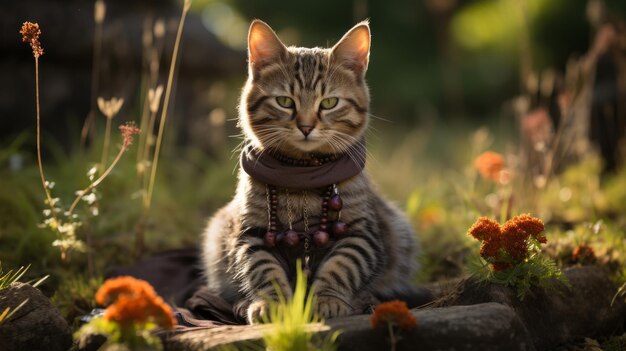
[2,0,624,150]
[1,0,626,316]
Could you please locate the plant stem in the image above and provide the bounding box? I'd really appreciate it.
[145,2,190,212]
[387,322,397,351]
[68,144,128,215]
[141,110,157,195]
[100,117,112,172]
[80,2,105,148]
[34,57,57,217]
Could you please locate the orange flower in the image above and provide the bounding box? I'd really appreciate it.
[96,276,176,329]
[468,217,500,241]
[572,245,596,265]
[468,214,546,270]
[504,214,544,239]
[474,151,505,182]
[370,300,416,330]
[20,22,44,58]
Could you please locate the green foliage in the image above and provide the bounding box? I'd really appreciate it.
[468,250,569,300]
[52,274,103,326]
[261,261,339,351]
[75,317,163,351]
[602,333,626,351]
[0,263,29,290]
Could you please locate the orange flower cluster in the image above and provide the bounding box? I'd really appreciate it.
[474,151,505,182]
[572,245,596,265]
[20,22,44,58]
[96,276,176,329]
[370,300,416,330]
[468,214,546,271]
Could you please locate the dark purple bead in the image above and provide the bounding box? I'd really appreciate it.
[284,230,300,247]
[328,195,343,211]
[264,231,276,247]
[313,230,330,247]
[276,232,284,244]
[332,221,349,237]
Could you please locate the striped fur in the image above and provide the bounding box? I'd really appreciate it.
[202,20,418,323]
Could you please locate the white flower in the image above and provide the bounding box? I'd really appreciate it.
[81,193,97,205]
[97,97,125,119]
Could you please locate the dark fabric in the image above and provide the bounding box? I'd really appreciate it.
[106,247,205,308]
[240,140,366,189]
[109,248,435,330]
[107,248,244,327]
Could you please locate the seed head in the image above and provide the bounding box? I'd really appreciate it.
[120,122,141,148]
[20,21,44,58]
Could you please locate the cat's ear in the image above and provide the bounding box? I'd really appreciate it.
[331,20,371,75]
[248,20,287,70]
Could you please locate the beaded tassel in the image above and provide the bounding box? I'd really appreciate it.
[264,183,347,248]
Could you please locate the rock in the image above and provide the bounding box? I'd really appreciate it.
[164,303,534,351]
[435,266,626,350]
[328,303,534,351]
[0,282,72,351]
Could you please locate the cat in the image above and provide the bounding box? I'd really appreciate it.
[202,19,419,323]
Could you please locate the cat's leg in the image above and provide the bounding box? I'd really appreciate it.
[232,234,292,323]
[311,219,383,318]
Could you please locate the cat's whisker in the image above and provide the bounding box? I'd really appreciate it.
[367,112,392,123]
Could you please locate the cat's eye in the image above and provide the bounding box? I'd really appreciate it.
[320,97,339,110]
[276,96,295,108]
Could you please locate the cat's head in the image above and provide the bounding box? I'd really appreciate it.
[239,20,371,158]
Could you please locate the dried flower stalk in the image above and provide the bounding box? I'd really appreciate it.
[69,123,139,215]
[145,0,192,211]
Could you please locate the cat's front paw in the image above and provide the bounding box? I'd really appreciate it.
[315,295,352,319]
[247,299,270,324]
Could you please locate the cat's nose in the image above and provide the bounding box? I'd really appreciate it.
[298,125,315,137]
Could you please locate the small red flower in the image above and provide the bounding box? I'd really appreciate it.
[370,300,416,330]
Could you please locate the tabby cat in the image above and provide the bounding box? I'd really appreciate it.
[202,19,418,323]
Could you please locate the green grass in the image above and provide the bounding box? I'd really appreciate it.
[260,260,339,351]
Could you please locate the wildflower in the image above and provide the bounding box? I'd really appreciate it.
[96,276,176,329]
[97,97,124,119]
[148,85,164,113]
[120,122,141,148]
[504,214,546,243]
[474,151,505,182]
[370,300,416,330]
[572,245,596,265]
[20,22,44,58]
[468,217,500,241]
[153,19,165,39]
[94,0,106,24]
[468,214,546,271]
[521,108,552,149]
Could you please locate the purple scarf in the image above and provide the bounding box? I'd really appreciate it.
[240,140,366,189]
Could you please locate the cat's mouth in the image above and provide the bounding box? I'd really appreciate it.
[291,137,324,152]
